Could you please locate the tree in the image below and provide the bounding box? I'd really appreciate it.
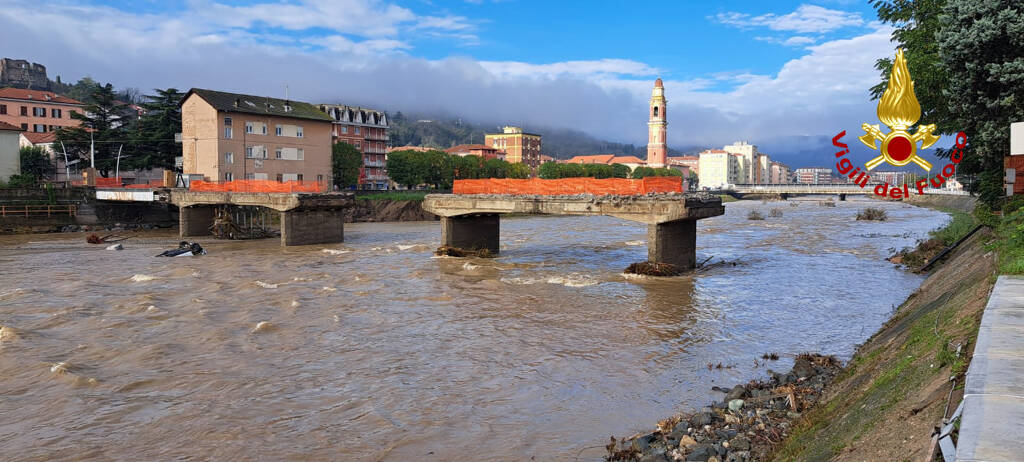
[332,142,362,189]
[386,149,429,189]
[611,163,631,178]
[631,167,682,179]
[869,0,956,134]
[506,162,531,179]
[688,171,699,189]
[19,146,55,181]
[54,83,129,177]
[129,88,184,171]
[936,0,1024,204]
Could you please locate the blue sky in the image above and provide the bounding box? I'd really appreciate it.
[1,0,940,167]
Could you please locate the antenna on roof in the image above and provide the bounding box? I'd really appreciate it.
[285,84,289,101]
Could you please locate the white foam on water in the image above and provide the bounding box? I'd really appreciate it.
[130,274,157,282]
[333,315,340,323]
[546,274,599,287]
[396,244,416,250]
[290,300,301,308]
[500,277,540,285]
[321,286,337,292]
[624,240,645,246]
[462,262,479,270]
[255,281,279,289]
[50,361,69,374]
[321,249,351,255]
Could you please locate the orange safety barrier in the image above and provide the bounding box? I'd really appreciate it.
[189,179,327,193]
[452,177,682,196]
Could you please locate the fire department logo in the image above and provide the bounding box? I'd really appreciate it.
[859,49,938,171]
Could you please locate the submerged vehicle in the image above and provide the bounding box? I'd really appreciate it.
[156,241,206,257]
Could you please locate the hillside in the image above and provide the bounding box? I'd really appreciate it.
[387,112,701,159]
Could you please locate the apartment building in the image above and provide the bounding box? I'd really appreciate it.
[319,104,389,190]
[795,167,833,184]
[697,149,742,188]
[0,88,83,133]
[485,126,542,169]
[180,88,333,190]
[769,161,792,184]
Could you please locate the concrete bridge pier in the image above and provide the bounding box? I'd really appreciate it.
[441,214,500,253]
[180,205,215,237]
[280,208,345,246]
[839,194,847,201]
[648,220,697,268]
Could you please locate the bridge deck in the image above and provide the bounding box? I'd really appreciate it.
[422,192,724,225]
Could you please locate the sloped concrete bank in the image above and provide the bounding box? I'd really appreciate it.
[608,194,990,461]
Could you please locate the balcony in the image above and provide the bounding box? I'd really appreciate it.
[364,160,386,168]
[364,147,387,155]
[364,133,389,142]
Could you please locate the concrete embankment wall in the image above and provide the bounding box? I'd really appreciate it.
[904,194,978,213]
[772,226,996,460]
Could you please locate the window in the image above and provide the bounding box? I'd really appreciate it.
[296,126,303,138]
[275,125,282,136]
[275,148,282,159]
[341,126,347,134]
[317,174,323,182]
[224,117,232,126]
[246,146,253,158]
[20,106,27,116]
[225,152,234,164]
[297,149,303,160]
[20,123,27,130]
[297,174,303,181]
[355,141,361,149]
[224,172,234,181]
[33,124,45,132]
[0,104,6,114]
[244,173,255,180]
[355,127,360,135]
[51,108,62,118]
[276,173,283,182]
[33,107,46,117]
[245,122,253,134]
[225,126,233,139]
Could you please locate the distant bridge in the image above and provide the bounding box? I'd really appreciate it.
[717,184,970,198]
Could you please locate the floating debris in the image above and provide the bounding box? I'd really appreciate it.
[434,246,495,258]
[625,261,681,277]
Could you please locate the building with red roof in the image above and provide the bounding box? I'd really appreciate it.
[445,144,505,160]
[0,88,84,134]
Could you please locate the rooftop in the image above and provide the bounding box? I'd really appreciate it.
[0,121,22,131]
[446,144,497,153]
[182,88,332,122]
[0,87,82,105]
[21,131,56,143]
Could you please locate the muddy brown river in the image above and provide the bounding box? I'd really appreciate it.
[0,198,947,461]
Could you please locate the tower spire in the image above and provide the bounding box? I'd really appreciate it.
[647,78,667,167]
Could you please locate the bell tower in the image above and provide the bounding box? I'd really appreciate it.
[647,78,667,167]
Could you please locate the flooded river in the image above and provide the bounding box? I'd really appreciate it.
[0,198,947,461]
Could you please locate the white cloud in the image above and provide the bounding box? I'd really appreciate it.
[479,59,660,80]
[0,1,898,160]
[717,4,864,34]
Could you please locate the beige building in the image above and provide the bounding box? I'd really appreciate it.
[769,161,791,184]
[485,126,542,168]
[181,89,333,190]
[697,149,742,189]
[0,121,20,181]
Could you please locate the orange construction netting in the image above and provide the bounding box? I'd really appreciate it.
[189,179,327,193]
[453,177,682,195]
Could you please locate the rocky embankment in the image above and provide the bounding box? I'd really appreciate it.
[606,354,842,462]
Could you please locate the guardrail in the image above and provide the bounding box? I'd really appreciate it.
[0,204,77,217]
